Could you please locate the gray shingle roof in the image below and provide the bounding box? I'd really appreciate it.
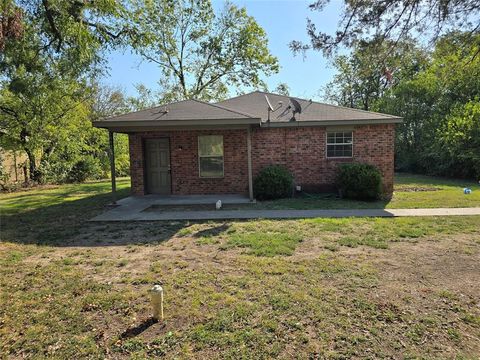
[216,91,401,123]
[93,91,401,130]
[99,99,257,122]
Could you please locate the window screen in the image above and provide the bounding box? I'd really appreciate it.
[198,135,224,177]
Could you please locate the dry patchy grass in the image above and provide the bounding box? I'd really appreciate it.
[1,217,480,359]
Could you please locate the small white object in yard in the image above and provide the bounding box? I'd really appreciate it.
[216,200,222,210]
[149,285,164,321]
[296,185,302,192]
[463,188,472,194]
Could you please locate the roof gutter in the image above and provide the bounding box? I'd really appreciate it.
[260,117,403,128]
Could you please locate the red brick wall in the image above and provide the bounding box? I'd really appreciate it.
[128,124,395,196]
[251,124,395,195]
[354,124,395,194]
[129,129,248,195]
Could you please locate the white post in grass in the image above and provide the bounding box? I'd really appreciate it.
[149,285,164,321]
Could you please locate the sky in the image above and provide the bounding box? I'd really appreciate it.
[102,0,344,101]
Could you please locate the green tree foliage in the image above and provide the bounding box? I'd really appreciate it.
[1,0,129,72]
[438,101,480,178]
[379,32,480,178]
[0,148,8,188]
[125,84,159,111]
[323,32,480,179]
[0,35,91,182]
[273,83,290,96]
[87,84,132,178]
[129,0,279,101]
[323,38,428,110]
[1,0,279,185]
[0,1,130,184]
[291,0,479,57]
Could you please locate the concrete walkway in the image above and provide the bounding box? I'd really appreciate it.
[91,205,480,222]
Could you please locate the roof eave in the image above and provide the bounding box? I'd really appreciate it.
[260,118,403,128]
[92,117,261,130]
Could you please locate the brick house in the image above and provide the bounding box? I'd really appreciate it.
[93,91,401,200]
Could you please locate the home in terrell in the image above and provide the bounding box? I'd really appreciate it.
[93,91,402,200]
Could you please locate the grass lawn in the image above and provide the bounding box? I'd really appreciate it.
[1,176,480,358]
[226,173,480,210]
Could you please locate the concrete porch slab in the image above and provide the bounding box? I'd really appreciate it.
[90,194,252,222]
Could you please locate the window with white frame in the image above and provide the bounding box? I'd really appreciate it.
[326,131,353,158]
[198,135,224,178]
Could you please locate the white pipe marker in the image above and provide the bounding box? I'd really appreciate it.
[149,284,164,320]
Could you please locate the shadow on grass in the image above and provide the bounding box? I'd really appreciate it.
[192,223,230,238]
[119,317,164,340]
[1,188,188,247]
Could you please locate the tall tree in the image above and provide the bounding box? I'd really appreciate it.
[0,16,86,181]
[377,32,480,176]
[0,0,129,182]
[291,0,480,57]
[438,100,480,178]
[86,84,131,178]
[323,38,427,110]
[0,74,89,182]
[129,0,279,101]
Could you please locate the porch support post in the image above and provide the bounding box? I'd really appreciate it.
[247,125,254,201]
[109,130,117,204]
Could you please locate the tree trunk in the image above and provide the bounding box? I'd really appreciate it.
[363,97,369,111]
[22,164,28,184]
[25,149,40,182]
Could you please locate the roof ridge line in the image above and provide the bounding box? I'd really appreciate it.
[220,90,400,119]
[192,99,258,119]
[254,90,400,118]
[214,90,265,103]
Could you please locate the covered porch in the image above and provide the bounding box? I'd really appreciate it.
[93,99,261,205]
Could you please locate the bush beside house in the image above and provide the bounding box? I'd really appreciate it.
[335,163,383,200]
[254,165,294,200]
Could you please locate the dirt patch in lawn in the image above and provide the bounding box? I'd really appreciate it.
[369,236,480,355]
[395,185,441,192]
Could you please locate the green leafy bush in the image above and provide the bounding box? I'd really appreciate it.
[37,159,72,184]
[335,163,383,200]
[67,158,101,183]
[254,165,293,200]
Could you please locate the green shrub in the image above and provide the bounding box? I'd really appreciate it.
[254,165,293,200]
[38,159,71,184]
[67,158,101,183]
[335,163,383,200]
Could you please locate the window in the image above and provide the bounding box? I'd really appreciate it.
[326,131,353,158]
[198,135,224,178]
